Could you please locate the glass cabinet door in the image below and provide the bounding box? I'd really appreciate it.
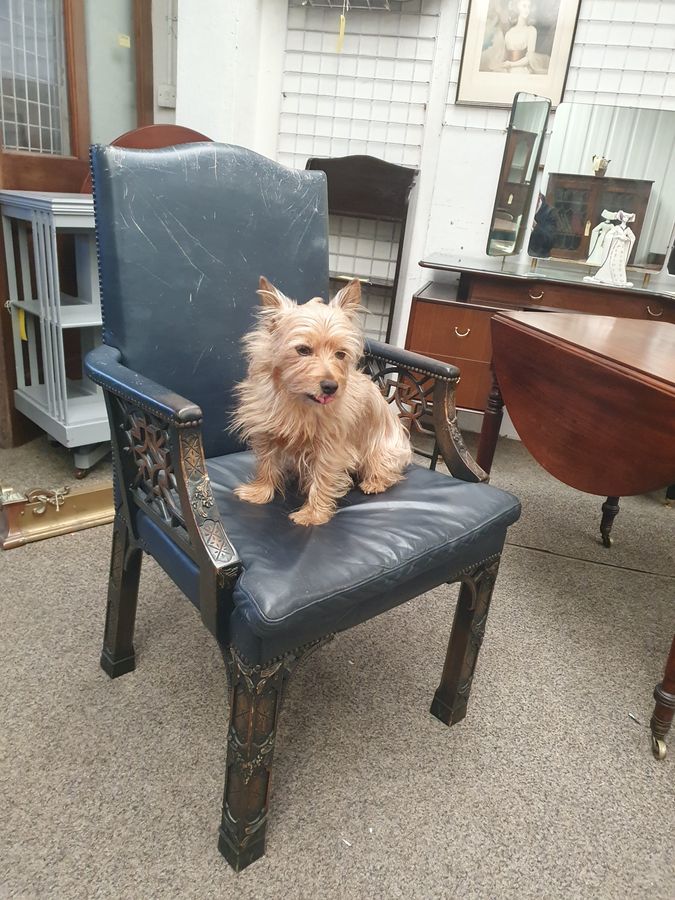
[548,178,593,259]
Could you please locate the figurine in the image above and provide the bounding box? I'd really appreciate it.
[585,210,616,266]
[583,210,635,288]
[592,155,610,176]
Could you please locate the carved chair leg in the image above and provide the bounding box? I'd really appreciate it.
[218,638,331,871]
[100,514,143,678]
[430,557,500,727]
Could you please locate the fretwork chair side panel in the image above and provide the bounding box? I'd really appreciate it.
[90,142,330,458]
[364,356,436,439]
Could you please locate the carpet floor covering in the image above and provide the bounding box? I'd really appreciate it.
[1,435,673,899]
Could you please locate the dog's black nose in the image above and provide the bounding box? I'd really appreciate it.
[320,380,338,396]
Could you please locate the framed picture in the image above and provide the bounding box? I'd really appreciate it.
[456,0,581,107]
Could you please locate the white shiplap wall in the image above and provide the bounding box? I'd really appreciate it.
[279,1,443,338]
[279,0,440,169]
[276,0,675,343]
[430,0,675,262]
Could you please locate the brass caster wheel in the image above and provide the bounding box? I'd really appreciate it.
[651,735,667,760]
[601,532,612,548]
[74,467,88,480]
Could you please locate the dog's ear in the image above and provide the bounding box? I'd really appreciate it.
[257,276,293,310]
[331,279,361,314]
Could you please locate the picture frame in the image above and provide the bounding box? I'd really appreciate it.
[456,0,581,107]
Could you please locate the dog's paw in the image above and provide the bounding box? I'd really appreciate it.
[235,482,275,505]
[359,476,396,495]
[289,506,332,527]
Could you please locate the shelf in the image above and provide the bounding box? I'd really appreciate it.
[9,294,101,328]
[329,272,394,290]
[59,294,102,328]
[14,381,109,447]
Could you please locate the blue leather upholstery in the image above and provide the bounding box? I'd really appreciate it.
[89,142,329,458]
[131,452,519,662]
[208,451,519,632]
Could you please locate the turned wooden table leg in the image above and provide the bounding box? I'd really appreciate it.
[599,495,620,548]
[476,368,504,476]
[650,634,675,760]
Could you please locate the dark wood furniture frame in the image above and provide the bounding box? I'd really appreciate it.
[306,155,418,344]
[99,343,500,869]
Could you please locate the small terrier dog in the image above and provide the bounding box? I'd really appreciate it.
[232,276,412,526]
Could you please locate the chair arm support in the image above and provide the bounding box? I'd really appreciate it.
[365,339,460,383]
[86,345,241,636]
[85,344,203,425]
[363,340,487,484]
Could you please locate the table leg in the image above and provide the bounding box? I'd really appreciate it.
[599,495,620,547]
[665,483,675,506]
[650,634,675,760]
[476,368,504,476]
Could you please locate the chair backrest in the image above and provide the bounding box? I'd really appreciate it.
[80,124,213,193]
[90,142,330,458]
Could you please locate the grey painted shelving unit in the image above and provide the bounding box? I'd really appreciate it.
[1,190,110,473]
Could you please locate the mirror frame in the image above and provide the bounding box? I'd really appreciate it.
[486,92,551,257]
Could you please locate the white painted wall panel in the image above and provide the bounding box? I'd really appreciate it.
[433,0,675,265]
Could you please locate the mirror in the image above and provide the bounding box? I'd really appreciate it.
[486,92,551,256]
[529,103,675,271]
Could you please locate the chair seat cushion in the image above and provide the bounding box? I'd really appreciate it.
[206,453,520,656]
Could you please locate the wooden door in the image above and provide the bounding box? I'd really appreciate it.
[0,0,153,448]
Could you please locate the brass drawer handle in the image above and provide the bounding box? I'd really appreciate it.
[528,289,544,300]
[454,326,471,338]
[647,305,663,318]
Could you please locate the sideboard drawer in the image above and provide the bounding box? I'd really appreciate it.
[467,275,540,308]
[427,352,493,412]
[406,299,493,363]
[466,273,675,322]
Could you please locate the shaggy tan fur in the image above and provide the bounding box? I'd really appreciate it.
[232,276,412,526]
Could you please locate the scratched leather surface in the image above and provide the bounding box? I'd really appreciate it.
[90,142,330,458]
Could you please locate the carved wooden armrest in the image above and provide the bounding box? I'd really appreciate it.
[86,345,241,632]
[363,339,487,484]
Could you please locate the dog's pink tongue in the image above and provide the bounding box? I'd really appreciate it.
[317,394,335,405]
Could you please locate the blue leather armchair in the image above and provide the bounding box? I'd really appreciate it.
[85,142,520,871]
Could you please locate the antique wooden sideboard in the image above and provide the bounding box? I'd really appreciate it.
[406,255,675,420]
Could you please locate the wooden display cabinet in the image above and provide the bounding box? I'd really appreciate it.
[545,173,653,263]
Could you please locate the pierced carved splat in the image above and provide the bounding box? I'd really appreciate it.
[363,356,436,437]
[113,397,185,530]
[363,351,486,483]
